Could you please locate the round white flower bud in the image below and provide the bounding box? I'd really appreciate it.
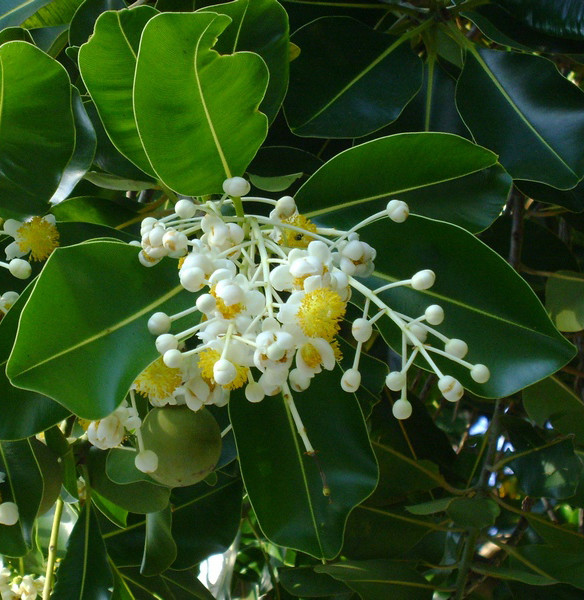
[406,323,428,344]
[343,240,365,261]
[223,177,250,197]
[213,359,236,385]
[180,267,205,292]
[1,291,19,305]
[163,349,183,369]
[392,399,412,420]
[174,199,197,219]
[424,304,444,326]
[209,268,233,285]
[148,225,166,247]
[148,312,171,335]
[140,217,157,235]
[438,376,464,402]
[216,281,243,306]
[267,342,286,361]
[138,251,160,267]
[386,199,409,223]
[8,258,31,279]
[341,369,361,392]
[196,294,216,314]
[155,333,178,354]
[289,368,311,392]
[162,230,188,254]
[0,502,19,526]
[411,269,436,290]
[352,318,373,343]
[274,195,296,218]
[385,371,406,391]
[471,364,490,384]
[445,338,468,359]
[245,382,265,403]
[135,450,158,473]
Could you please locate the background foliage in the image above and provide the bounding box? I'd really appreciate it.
[2,0,584,598]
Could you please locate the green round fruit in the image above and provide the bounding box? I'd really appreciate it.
[141,406,222,487]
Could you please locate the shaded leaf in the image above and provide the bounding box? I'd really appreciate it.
[69,0,126,46]
[21,0,83,28]
[446,497,500,529]
[0,0,52,28]
[546,271,584,332]
[279,566,351,598]
[141,506,176,576]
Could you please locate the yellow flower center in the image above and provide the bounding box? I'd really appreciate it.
[280,214,317,248]
[17,216,60,261]
[78,418,92,432]
[210,285,244,319]
[198,348,248,390]
[300,343,323,369]
[134,357,182,403]
[296,288,346,341]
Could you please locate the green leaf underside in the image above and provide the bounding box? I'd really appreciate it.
[229,368,378,559]
[133,11,269,195]
[0,41,75,218]
[358,216,575,398]
[297,133,511,233]
[6,242,197,420]
[286,16,422,138]
[456,48,584,188]
[78,7,159,177]
[0,0,52,29]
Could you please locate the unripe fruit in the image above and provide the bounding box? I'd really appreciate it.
[141,406,222,487]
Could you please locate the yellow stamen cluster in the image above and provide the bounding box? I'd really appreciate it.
[210,285,244,319]
[17,216,60,261]
[78,418,91,431]
[300,343,323,369]
[134,357,182,403]
[198,348,248,390]
[297,288,346,341]
[280,214,317,248]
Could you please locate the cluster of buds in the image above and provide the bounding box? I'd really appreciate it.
[0,569,45,600]
[130,177,489,423]
[79,402,141,450]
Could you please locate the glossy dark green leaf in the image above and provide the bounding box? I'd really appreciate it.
[516,179,584,213]
[230,368,378,559]
[506,438,583,499]
[523,376,584,446]
[200,0,289,122]
[0,440,43,556]
[51,196,138,228]
[115,566,215,599]
[45,426,78,499]
[0,41,75,219]
[78,7,159,177]
[21,0,83,28]
[107,448,161,485]
[134,12,269,195]
[315,560,433,600]
[446,497,500,529]
[50,87,97,204]
[52,502,114,599]
[6,241,196,420]
[141,506,176,576]
[89,449,171,514]
[93,491,128,528]
[285,17,422,138]
[0,26,33,44]
[526,512,584,553]
[0,0,52,28]
[495,0,584,40]
[361,216,575,397]
[0,288,70,441]
[297,133,511,233]
[546,271,584,332]
[279,566,351,597]
[405,497,454,516]
[171,473,243,569]
[69,0,126,46]
[456,48,584,188]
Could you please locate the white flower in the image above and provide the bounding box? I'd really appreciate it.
[0,502,19,526]
[86,403,140,450]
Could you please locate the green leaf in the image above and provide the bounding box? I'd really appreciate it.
[546,271,584,332]
[200,0,289,123]
[0,26,33,44]
[456,48,584,188]
[315,560,433,600]
[523,376,584,446]
[525,512,584,553]
[0,0,52,28]
[0,41,75,219]
[285,17,422,138]
[78,7,159,177]
[133,11,269,195]
[107,447,161,485]
[45,426,79,499]
[279,566,352,597]
[405,497,454,516]
[51,196,138,228]
[361,215,575,397]
[516,178,584,213]
[506,438,583,499]
[6,242,195,420]
[495,0,584,40]
[69,0,126,46]
[50,87,97,204]
[141,506,176,576]
[171,473,243,569]
[21,0,83,28]
[0,440,43,557]
[297,133,512,233]
[0,288,69,441]
[52,502,114,599]
[446,497,500,529]
[229,368,378,559]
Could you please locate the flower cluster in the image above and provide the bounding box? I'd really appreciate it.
[0,570,45,600]
[80,402,141,450]
[132,178,489,422]
[0,215,59,279]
